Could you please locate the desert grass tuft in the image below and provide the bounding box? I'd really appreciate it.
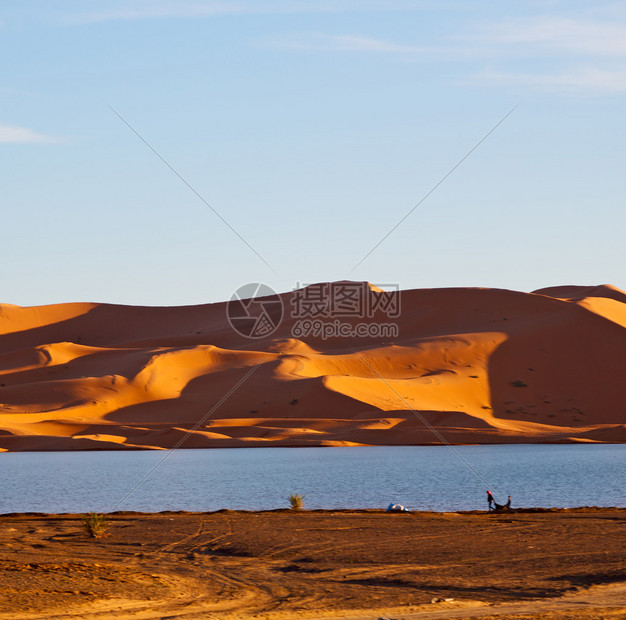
[81,512,110,538]
[288,494,305,510]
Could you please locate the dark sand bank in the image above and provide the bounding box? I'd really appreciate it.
[0,508,624,619]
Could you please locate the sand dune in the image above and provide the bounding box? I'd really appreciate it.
[0,283,624,451]
[533,283,626,327]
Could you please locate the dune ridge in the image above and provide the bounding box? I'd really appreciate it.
[0,283,624,451]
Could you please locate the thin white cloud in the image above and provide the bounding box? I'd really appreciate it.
[463,16,626,94]
[71,0,437,24]
[265,16,626,59]
[75,1,247,23]
[259,32,483,62]
[66,3,626,96]
[0,123,55,144]
[472,66,626,94]
[474,17,626,57]
[263,33,432,54]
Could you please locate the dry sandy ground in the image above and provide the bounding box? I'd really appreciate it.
[0,282,625,451]
[0,508,624,619]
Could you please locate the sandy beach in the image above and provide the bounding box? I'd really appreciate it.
[0,508,624,619]
[0,283,625,451]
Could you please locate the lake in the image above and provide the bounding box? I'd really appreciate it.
[0,444,624,514]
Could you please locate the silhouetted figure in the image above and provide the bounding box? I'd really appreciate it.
[486,490,495,511]
[493,495,512,511]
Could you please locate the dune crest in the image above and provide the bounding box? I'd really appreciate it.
[0,283,624,451]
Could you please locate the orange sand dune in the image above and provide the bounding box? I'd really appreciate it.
[0,283,624,451]
[534,283,626,328]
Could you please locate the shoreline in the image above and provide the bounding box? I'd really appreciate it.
[1,439,624,454]
[2,505,626,517]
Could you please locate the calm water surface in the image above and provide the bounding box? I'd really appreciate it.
[0,444,624,514]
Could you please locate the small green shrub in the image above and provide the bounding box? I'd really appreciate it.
[288,494,305,510]
[81,512,109,538]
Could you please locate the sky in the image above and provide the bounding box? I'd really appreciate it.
[2,0,626,307]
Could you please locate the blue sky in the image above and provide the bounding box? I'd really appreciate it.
[2,0,625,306]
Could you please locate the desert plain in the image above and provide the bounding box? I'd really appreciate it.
[0,508,625,619]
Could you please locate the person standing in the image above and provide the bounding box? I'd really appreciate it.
[486,490,495,511]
